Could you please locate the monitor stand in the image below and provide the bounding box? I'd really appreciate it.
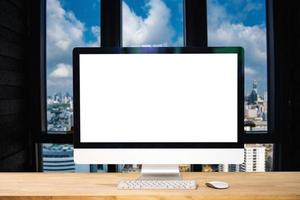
[138,164,181,180]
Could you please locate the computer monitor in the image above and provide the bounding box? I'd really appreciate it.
[73,47,244,177]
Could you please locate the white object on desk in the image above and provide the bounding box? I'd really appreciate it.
[118,180,197,190]
[206,181,229,189]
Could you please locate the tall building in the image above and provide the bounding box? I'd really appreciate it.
[244,80,268,131]
[43,144,92,172]
[263,92,268,121]
[67,112,74,130]
[218,164,242,172]
[247,80,259,105]
[219,145,266,172]
[42,144,75,172]
[242,145,266,172]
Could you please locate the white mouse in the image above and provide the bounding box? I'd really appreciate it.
[206,181,229,189]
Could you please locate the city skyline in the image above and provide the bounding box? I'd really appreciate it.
[47,78,268,133]
[47,78,267,97]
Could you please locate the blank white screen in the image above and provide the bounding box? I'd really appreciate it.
[79,54,237,142]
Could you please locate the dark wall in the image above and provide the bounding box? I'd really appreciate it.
[0,0,34,171]
[273,0,300,170]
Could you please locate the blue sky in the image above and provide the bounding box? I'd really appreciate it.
[214,0,265,26]
[47,0,267,96]
[59,0,100,44]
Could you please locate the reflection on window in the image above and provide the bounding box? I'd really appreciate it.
[42,144,273,172]
[46,0,100,132]
[119,164,191,173]
[119,144,273,173]
[203,144,273,172]
[207,0,268,132]
[42,144,108,172]
[122,0,183,47]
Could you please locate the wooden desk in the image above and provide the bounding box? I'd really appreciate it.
[0,172,299,200]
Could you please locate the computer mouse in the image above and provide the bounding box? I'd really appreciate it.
[205,181,229,189]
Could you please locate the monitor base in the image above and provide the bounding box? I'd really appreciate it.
[138,164,181,180]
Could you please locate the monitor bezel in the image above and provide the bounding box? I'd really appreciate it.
[73,47,244,148]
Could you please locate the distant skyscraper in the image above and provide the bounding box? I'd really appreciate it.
[219,145,266,172]
[263,92,268,121]
[43,144,75,172]
[67,112,74,130]
[54,92,62,102]
[43,144,91,172]
[242,145,266,172]
[218,164,242,172]
[247,80,259,105]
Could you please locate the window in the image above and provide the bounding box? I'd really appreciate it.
[44,0,101,171]
[120,0,184,172]
[203,0,273,172]
[40,0,276,172]
[207,0,268,132]
[46,0,100,132]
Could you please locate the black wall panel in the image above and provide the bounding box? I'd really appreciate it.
[273,0,300,170]
[0,0,33,171]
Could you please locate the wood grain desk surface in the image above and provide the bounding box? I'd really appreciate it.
[0,172,299,200]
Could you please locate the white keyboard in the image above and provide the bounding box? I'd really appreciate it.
[118,180,197,190]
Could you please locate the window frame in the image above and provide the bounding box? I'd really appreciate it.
[34,0,277,172]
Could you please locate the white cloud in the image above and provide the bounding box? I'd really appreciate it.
[89,25,101,46]
[208,23,266,69]
[47,0,85,62]
[91,25,100,36]
[50,63,72,78]
[207,0,267,93]
[245,67,256,76]
[122,0,175,46]
[46,0,99,94]
[207,0,230,29]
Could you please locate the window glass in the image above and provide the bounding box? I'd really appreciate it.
[120,0,184,172]
[44,1,272,172]
[42,144,108,172]
[122,0,183,47]
[207,0,268,132]
[46,0,100,132]
[203,144,273,172]
[42,144,273,172]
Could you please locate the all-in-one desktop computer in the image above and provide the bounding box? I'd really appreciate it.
[73,47,244,189]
